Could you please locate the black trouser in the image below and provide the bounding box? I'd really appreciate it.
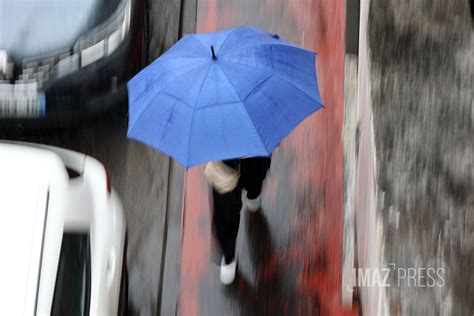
[212,157,271,263]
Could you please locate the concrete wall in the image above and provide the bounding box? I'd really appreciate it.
[368,0,473,314]
[353,0,473,314]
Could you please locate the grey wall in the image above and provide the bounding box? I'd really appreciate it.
[367,0,473,314]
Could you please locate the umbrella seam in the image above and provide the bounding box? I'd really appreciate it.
[215,68,231,156]
[268,48,321,104]
[218,47,319,103]
[221,55,313,77]
[219,43,316,73]
[273,70,323,104]
[218,32,273,56]
[158,98,179,147]
[219,41,308,58]
[270,45,275,72]
[217,63,270,155]
[129,63,209,130]
[131,58,206,103]
[228,49,322,105]
[161,92,194,109]
[189,34,214,56]
[259,87,288,151]
[210,26,241,55]
[128,92,192,136]
[195,101,242,110]
[219,58,271,71]
[259,87,321,151]
[186,64,214,167]
[156,63,212,102]
[137,61,207,103]
[128,90,163,133]
[243,75,273,101]
[218,61,321,155]
[129,65,199,122]
[218,103,231,157]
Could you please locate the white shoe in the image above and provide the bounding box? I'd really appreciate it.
[245,195,261,212]
[220,255,237,285]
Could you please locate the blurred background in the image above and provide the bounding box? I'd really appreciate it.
[0,0,472,315]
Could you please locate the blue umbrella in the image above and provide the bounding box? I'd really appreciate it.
[127,26,323,168]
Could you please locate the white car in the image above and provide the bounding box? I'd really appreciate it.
[0,141,127,315]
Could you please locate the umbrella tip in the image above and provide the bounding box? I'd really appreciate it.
[211,46,217,60]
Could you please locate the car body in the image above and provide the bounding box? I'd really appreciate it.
[0,0,144,127]
[0,141,126,315]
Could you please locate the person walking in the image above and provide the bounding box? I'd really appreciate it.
[205,157,271,285]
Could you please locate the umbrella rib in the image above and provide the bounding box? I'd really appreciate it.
[158,98,179,147]
[268,46,321,104]
[274,72,323,105]
[209,27,241,55]
[217,64,270,155]
[218,105,230,156]
[260,87,292,123]
[129,63,202,119]
[161,92,194,108]
[257,88,306,149]
[189,34,214,54]
[185,114,195,168]
[193,101,242,110]
[185,64,214,167]
[220,44,314,73]
[128,91,163,133]
[141,58,207,89]
[129,63,208,129]
[218,33,281,56]
[243,75,273,101]
[138,61,208,102]
[224,54,322,104]
[222,42,308,58]
[259,82,322,150]
[220,58,272,71]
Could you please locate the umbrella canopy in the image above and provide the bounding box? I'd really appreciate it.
[127,26,322,168]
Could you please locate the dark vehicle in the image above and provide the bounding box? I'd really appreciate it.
[0,0,144,127]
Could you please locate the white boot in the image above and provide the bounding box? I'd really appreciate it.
[245,194,261,212]
[220,255,237,285]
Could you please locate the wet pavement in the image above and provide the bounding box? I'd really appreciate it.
[175,0,360,315]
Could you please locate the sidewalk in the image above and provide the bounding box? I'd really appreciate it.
[176,0,358,315]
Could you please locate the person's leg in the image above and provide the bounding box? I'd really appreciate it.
[212,187,242,263]
[212,187,242,284]
[241,157,271,210]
